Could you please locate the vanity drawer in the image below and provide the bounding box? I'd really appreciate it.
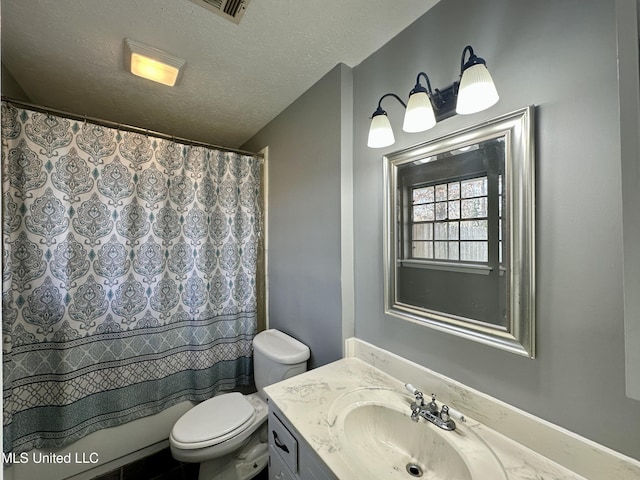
[269,411,298,473]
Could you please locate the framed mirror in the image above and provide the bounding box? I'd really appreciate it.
[383,106,535,357]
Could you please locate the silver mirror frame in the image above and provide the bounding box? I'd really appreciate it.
[383,106,535,358]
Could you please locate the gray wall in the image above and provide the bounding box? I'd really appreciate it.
[1,63,30,101]
[2,0,636,461]
[619,0,640,401]
[242,64,352,368]
[353,0,640,459]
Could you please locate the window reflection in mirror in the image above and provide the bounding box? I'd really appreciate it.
[384,107,535,357]
[397,137,506,327]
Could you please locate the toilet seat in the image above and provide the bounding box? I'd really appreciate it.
[171,392,256,450]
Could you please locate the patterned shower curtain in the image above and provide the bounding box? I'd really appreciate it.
[1,101,262,453]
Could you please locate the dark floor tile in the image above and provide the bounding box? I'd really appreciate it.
[181,461,200,480]
[122,448,182,480]
[149,464,185,480]
[93,447,268,480]
[91,468,122,480]
[254,467,269,480]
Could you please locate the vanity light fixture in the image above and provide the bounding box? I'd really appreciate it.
[367,45,499,148]
[124,39,186,87]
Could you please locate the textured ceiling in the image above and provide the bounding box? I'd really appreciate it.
[1,0,439,149]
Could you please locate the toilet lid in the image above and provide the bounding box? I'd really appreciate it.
[172,392,255,445]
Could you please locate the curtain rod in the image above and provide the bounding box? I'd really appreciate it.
[2,97,263,159]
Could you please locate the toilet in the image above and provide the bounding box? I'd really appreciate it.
[170,329,310,480]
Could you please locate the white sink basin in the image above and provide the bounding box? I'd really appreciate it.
[328,389,507,480]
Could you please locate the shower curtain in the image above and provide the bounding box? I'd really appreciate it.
[1,101,262,453]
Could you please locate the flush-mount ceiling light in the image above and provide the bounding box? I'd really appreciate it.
[124,39,185,87]
[367,45,499,148]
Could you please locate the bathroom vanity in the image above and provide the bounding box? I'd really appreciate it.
[264,339,640,480]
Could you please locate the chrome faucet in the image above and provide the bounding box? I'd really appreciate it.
[405,384,456,431]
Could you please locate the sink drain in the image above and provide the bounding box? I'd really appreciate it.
[406,463,423,477]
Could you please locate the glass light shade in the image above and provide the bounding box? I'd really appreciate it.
[367,113,395,148]
[402,91,436,133]
[130,53,181,87]
[456,64,499,115]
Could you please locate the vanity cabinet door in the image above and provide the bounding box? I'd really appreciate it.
[269,411,299,473]
[268,404,338,480]
[269,446,296,480]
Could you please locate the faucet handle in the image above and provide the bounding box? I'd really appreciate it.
[405,384,424,406]
[440,405,450,422]
[405,383,419,395]
[439,404,457,430]
[410,405,421,422]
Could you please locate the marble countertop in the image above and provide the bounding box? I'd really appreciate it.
[265,357,589,480]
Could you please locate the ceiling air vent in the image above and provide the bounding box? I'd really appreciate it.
[188,0,251,24]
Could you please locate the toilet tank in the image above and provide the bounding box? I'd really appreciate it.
[253,329,310,397]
